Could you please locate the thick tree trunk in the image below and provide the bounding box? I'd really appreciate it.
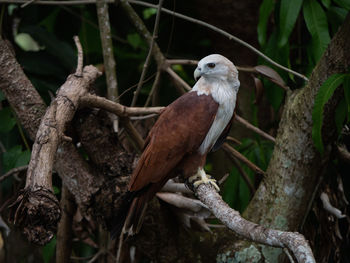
[240,13,350,262]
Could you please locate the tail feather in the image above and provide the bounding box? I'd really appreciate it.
[109,191,137,239]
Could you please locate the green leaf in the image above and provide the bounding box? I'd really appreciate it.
[127,33,141,49]
[143,8,157,20]
[257,0,275,46]
[312,74,347,154]
[2,145,31,172]
[14,33,42,52]
[278,0,303,47]
[321,0,331,8]
[327,6,348,34]
[0,108,16,133]
[42,236,56,263]
[333,0,350,10]
[303,0,331,63]
[344,75,350,121]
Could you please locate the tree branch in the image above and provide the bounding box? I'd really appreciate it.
[9,37,101,245]
[195,184,315,263]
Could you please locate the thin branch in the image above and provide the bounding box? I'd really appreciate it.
[165,67,190,93]
[131,0,164,107]
[222,143,265,176]
[73,36,83,77]
[166,59,198,66]
[80,94,164,116]
[229,155,255,194]
[96,0,119,101]
[195,183,315,263]
[120,117,144,151]
[129,113,158,120]
[144,69,161,107]
[0,165,28,183]
[234,114,276,143]
[128,0,308,81]
[320,192,346,219]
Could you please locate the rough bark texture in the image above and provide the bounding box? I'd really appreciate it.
[241,13,350,262]
[0,40,46,139]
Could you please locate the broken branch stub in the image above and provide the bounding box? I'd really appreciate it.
[10,65,101,245]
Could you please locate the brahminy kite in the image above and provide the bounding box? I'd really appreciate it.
[111,54,240,238]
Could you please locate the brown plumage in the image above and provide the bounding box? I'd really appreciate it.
[110,54,240,239]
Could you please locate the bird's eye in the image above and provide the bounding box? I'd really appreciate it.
[207,63,216,69]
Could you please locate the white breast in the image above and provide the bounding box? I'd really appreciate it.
[192,78,238,154]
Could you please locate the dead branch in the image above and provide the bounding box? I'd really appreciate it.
[195,183,315,263]
[320,192,346,219]
[9,37,101,245]
[80,94,163,116]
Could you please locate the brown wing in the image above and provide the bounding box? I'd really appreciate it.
[128,91,219,192]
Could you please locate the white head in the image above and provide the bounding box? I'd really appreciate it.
[194,54,239,91]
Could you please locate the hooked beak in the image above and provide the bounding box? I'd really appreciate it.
[194,67,201,81]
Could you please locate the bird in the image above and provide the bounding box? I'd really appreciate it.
[110,54,240,239]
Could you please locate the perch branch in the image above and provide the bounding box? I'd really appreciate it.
[195,183,315,263]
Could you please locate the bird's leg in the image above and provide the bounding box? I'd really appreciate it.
[188,168,220,192]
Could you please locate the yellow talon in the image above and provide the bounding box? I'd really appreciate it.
[189,168,220,192]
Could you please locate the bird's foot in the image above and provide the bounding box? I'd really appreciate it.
[188,168,220,192]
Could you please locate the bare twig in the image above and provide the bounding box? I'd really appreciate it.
[128,0,308,81]
[120,117,144,151]
[144,70,161,107]
[222,143,265,176]
[73,36,83,77]
[96,0,118,101]
[80,94,163,116]
[195,183,315,263]
[165,67,190,93]
[161,180,193,194]
[230,156,255,194]
[0,165,28,183]
[131,0,163,106]
[226,136,242,145]
[320,192,346,219]
[234,115,275,143]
